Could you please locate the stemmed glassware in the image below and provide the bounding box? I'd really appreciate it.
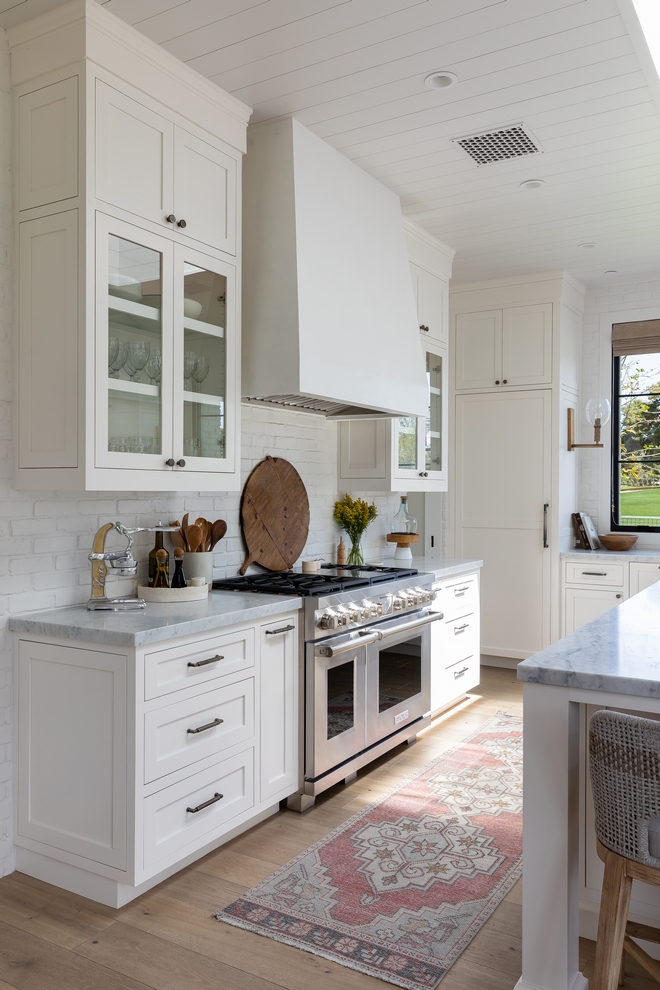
[125,341,150,383]
[184,351,197,391]
[146,349,162,386]
[108,338,127,378]
[192,356,210,392]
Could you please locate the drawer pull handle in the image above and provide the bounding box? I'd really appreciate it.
[454,666,470,678]
[187,792,223,814]
[187,717,223,734]
[581,571,608,577]
[265,624,295,635]
[187,655,224,668]
[454,624,469,634]
[454,586,469,595]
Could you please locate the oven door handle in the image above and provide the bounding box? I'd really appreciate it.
[375,610,444,641]
[314,630,380,657]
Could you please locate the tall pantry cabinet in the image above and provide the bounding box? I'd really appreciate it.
[450,273,584,659]
[10,0,251,491]
[338,222,454,493]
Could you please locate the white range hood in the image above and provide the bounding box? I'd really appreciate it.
[241,118,428,419]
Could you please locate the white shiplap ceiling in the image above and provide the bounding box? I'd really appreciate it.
[2,0,659,287]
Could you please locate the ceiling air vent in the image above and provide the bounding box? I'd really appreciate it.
[454,125,541,166]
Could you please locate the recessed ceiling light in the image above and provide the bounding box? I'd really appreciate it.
[424,71,457,90]
[578,242,598,250]
[520,179,545,190]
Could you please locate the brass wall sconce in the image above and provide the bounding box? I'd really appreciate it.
[567,399,611,451]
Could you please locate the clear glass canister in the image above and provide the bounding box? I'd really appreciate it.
[391,495,417,534]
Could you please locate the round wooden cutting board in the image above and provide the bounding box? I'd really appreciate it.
[239,456,310,574]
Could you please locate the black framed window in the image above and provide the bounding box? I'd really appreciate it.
[611,352,660,532]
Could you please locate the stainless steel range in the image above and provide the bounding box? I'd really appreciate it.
[214,564,443,811]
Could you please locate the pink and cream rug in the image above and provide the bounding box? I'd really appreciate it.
[216,712,522,990]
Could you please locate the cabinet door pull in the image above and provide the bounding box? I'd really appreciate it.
[418,471,428,477]
[616,594,622,599]
[187,654,224,668]
[187,717,223,734]
[454,666,470,678]
[495,380,500,385]
[177,218,187,228]
[165,214,177,224]
[165,458,175,466]
[454,624,469,634]
[502,379,508,384]
[582,571,607,577]
[420,325,429,332]
[265,624,295,635]
[176,458,186,467]
[186,792,223,813]
[543,503,549,548]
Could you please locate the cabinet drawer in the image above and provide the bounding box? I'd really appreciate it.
[564,561,626,589]
[144,627,255,700]
[443,612,479,664]
[434,573,479,618]
[446,653,480,693]
[143,748,254,870]
[144,677,255,783]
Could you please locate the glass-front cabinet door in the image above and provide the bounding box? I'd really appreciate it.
[96,215,174,470]
[173,245,236,473]
[392,340,447,488]
[95,215,237,480]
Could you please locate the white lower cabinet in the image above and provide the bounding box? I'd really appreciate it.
[429,570,481,716]
[14,611,299,907]
[561,555,660,635]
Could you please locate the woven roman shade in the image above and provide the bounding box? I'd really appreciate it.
[612,319,660,356]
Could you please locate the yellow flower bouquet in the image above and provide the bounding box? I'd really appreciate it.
[333,494,378,566]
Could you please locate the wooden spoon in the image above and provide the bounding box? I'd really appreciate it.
[170,530,185,550]
[210,519,227,550]
[181,512,191,552]
[187,523,204,553]
[195,517,212,551]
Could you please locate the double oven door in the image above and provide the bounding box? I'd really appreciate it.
[305,609,439,781]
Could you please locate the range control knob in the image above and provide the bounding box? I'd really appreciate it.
[318,611,338,630]
[392,596,404,610]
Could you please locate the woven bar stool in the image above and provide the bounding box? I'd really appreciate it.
[589,710,660,989]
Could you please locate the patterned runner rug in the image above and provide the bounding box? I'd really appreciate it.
[216,712,522,990]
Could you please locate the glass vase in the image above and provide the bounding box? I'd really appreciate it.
[347,537,364,567]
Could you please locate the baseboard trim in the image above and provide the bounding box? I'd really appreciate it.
[481,654,520,670]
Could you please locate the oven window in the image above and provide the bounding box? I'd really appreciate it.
[327,660,355,739]
[378,637,422,712]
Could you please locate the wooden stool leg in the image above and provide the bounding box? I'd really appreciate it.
[592,851,633,990]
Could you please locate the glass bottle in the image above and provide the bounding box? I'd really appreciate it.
[148,528,169,587]
[171,546,187,589]
[391,495,417,534]
[154,548,170,589]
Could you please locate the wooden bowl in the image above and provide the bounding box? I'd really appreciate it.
[597,534,638,551]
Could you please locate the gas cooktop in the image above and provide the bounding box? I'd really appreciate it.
[212,564,419,598]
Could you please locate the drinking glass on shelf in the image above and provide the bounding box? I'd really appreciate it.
[146,349,162,385]
[192,356,210,392]
[183,438,200,456]
[184,351,198,391]
[125,341,150,383]
[109,339,127,378]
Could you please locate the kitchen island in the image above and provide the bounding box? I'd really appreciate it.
[516,581,660,990]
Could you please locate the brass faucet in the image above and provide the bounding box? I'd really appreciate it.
[87,522,178,611]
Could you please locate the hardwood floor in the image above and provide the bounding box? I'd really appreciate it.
[0,667,648,989]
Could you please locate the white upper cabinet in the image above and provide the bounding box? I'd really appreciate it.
[10,0,250,491]
[455,303,552,390]
[411,263,447,344]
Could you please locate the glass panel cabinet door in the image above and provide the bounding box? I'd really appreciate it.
[96,215,174,469]
[173,246,236,472]
[396,417,420,475]
[423,343,448,483]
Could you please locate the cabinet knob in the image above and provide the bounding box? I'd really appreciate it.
[616,594,622,599]
[177,218,187,229]
[176,458,186,468]
[165,214,177,224]
[495,380,500,385]
[165,458,175,467]
[418,471,429,477]
[503,379,508,384]
[420,325,429,332]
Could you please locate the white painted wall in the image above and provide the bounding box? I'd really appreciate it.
[0,27,409,876]
[579,279,660,544]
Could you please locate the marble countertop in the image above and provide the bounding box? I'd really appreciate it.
[408,557,483,579]
[561,548,660,562]
[8,592,302,647]
[518,583,660,697]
